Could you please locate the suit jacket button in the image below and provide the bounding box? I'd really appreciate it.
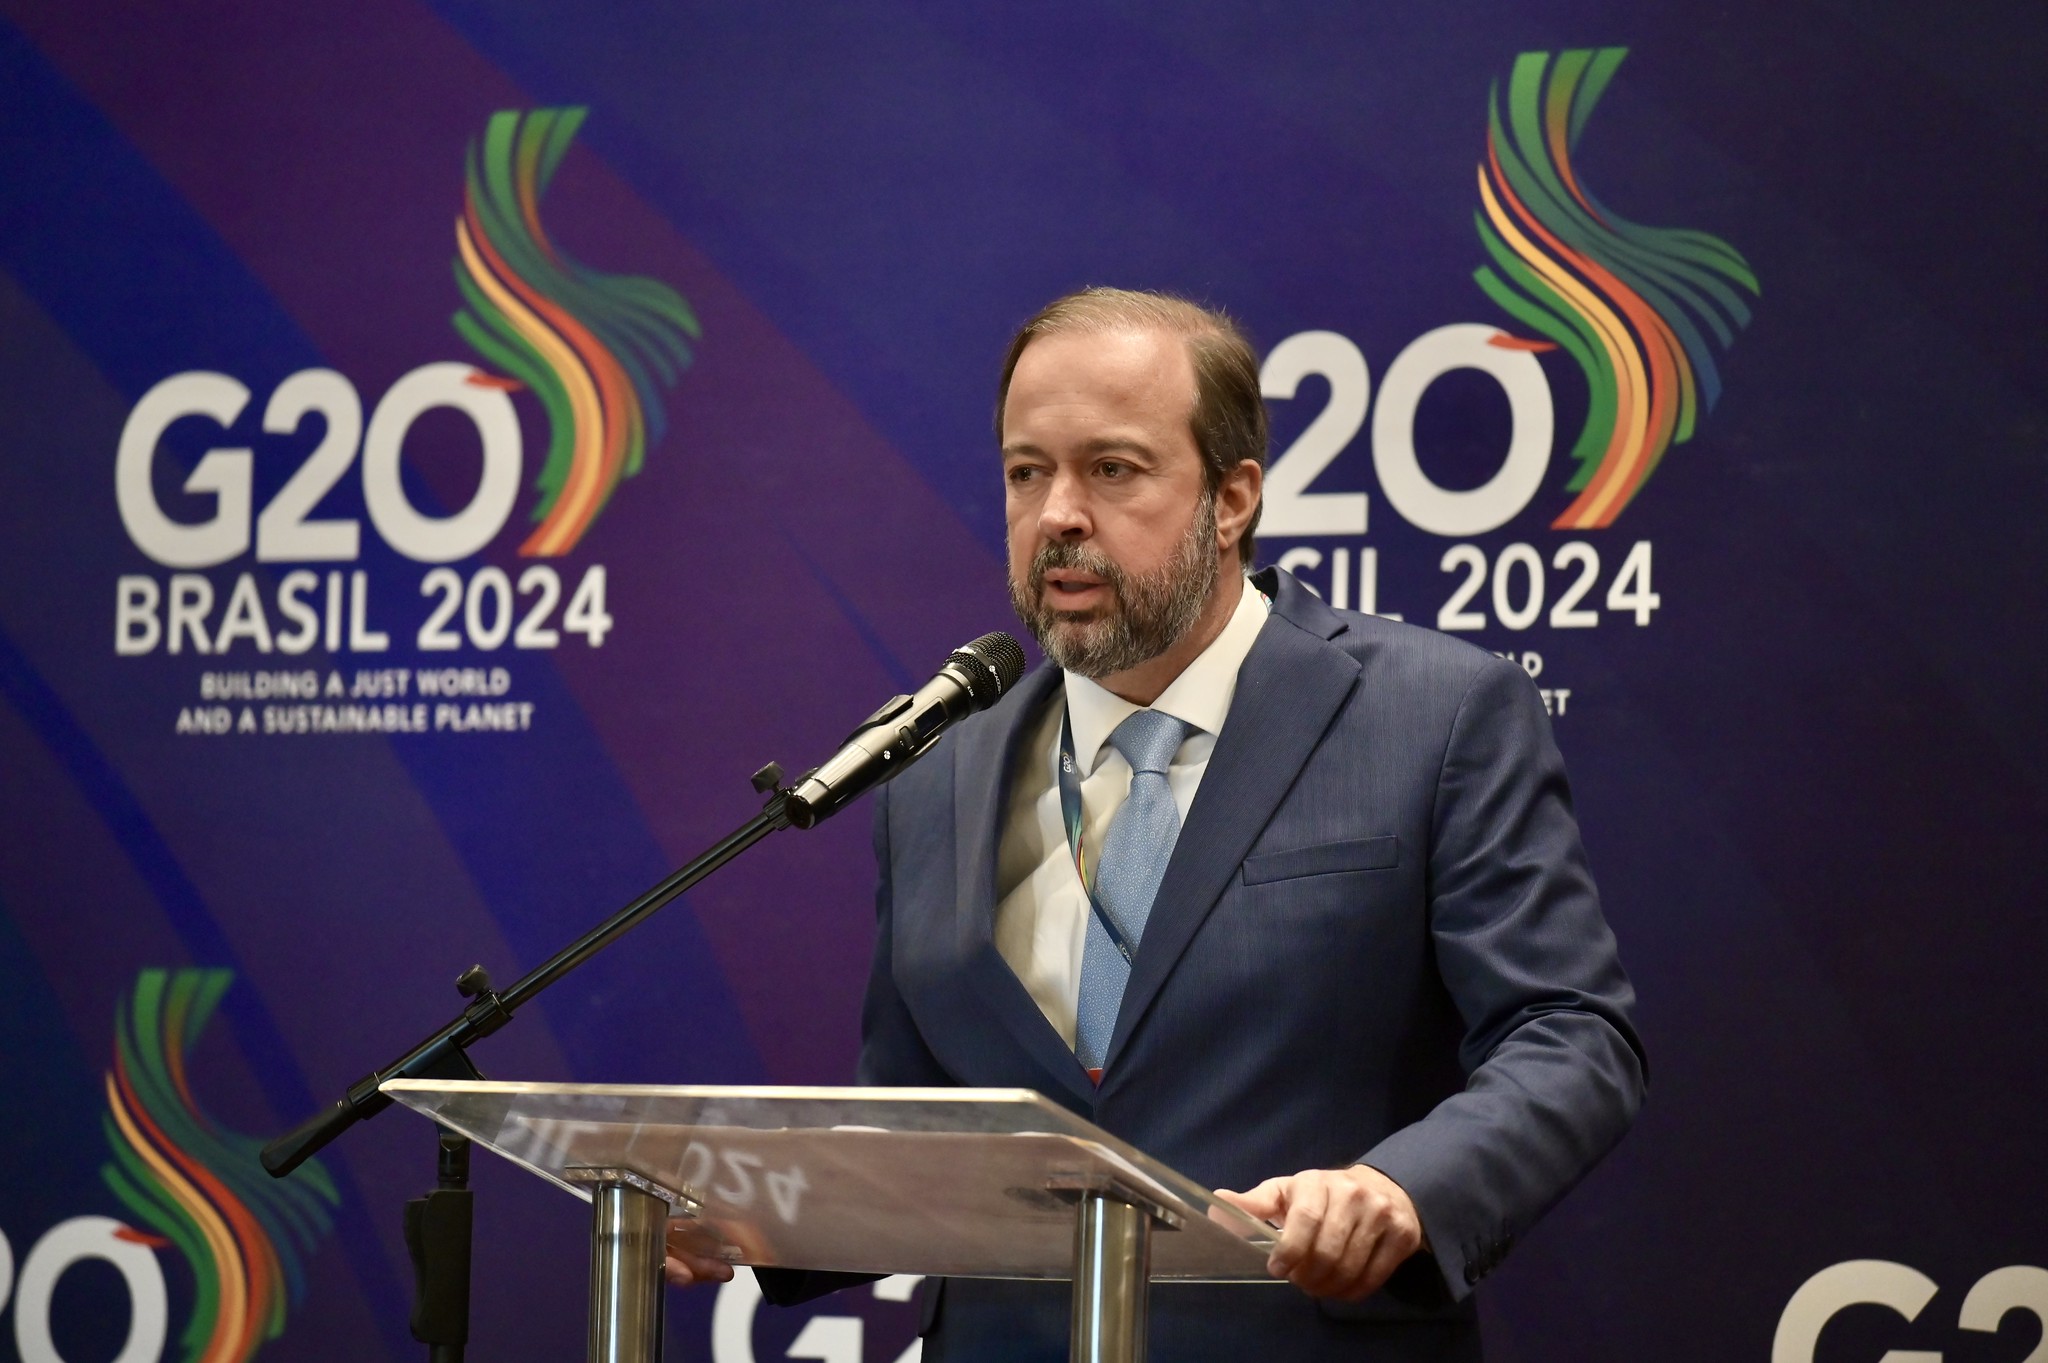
[1464,1260,1482,1285]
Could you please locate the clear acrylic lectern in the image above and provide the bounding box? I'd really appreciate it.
[383,1080,1277,1363]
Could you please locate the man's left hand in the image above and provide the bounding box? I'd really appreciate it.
[1214,1165,1426,1300]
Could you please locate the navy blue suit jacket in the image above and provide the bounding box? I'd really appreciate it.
[789,567,1644,1360]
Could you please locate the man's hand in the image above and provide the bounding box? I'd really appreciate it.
[1214,1165,1426,1301]
[663,1222,735,1289]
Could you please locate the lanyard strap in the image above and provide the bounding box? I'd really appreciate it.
[1057,709,1136,966]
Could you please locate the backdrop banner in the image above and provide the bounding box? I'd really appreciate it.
[1,3,2041,1361]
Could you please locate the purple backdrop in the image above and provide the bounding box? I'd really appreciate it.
[2,3,2042,1361]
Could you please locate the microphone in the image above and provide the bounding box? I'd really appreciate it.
[785,631,1027,828]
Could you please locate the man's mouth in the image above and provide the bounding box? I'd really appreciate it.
[1041,569,1110,607]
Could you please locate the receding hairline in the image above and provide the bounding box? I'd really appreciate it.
[998,294,1238,435]
[1009,289,1241,351]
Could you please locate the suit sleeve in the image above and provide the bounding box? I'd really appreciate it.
[1359,654,1647,1301]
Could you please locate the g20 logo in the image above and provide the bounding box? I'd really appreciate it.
[1257,46,1759,637]
[117,365,521,569]
[1257,326,1660,637]
[0,1217,168,1363]
[1775,1261,2048,1363]
[111,365,613,658]
[712,1271,923,1363]
[110,104,697,661]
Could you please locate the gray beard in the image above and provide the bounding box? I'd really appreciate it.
[1009,497,1219,679]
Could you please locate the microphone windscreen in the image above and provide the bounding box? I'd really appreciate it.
[950,631,1027,708]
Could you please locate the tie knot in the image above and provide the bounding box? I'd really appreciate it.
[1108,709,1191,776]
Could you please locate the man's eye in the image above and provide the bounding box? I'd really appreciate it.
[1099,461,1126,478]
[1006,465,1038,484]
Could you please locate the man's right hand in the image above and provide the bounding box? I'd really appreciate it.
[664,1223,735,1288]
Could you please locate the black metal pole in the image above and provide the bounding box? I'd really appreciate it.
[405,1127,473,1362]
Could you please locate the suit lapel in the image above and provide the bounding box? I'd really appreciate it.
[949,665,1099,1107]
[1101,570,1361,1077]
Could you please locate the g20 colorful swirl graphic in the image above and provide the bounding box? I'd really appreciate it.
[453,107,703,558]
[1473,48,1760,529]
[101,970,338,1363]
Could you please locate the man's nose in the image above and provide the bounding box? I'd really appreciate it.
[1038,468,1091,539]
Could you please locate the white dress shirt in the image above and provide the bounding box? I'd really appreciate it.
[993,574,1271,1047]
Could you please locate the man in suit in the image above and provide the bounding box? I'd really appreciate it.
[672,288,1645,1360]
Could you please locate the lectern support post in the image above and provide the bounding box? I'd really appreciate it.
[572,1170,674,1363]
[1069,1190,1154,1363]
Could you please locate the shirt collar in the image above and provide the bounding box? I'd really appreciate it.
[1063,574,1270,776]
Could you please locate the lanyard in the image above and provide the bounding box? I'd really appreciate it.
[1050,581,1267,969]
[1057,709,1136,965]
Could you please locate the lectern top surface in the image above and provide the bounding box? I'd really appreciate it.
[383,1080,1279,1282]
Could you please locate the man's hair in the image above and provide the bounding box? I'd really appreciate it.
[995,287,1267,565]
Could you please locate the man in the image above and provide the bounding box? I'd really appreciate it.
[673,288,1645,1360]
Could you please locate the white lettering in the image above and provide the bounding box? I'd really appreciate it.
[361,363,521,562]
[115,372,253,567]
[1774,1260,1939,1363]
[276,570,320,654]
[324,570,345,653]
[255,369,363,561]
[1259,331,1370,536]
[348,570,389,652]
[213,573,275,654]
[11,1216,168,1363]
[114,577,160,656]
[1372,324,1552,537]
[166,574,214,655]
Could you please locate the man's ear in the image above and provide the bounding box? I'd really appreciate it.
[1215,458,1263,557]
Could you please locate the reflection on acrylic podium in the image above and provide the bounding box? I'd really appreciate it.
[384,1081,1278,1363]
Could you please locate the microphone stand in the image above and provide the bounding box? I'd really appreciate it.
[261,763,800,1362]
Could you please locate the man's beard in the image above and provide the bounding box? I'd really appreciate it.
[1008,496,1219,679]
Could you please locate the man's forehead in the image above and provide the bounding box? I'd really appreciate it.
[1017,324,1192,379]
[1004,325,1199,428]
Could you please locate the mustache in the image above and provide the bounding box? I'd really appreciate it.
[1028,540,1124,604]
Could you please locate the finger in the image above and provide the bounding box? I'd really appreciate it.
[688,1252,735,1283]
[663,1250,734,1286]
[1268,1177,1328,1278]
[1298,1190,1375,1298]
[1342,1221,1421,1302]
[1206,1200,1260,1237]
[1296,1177,1362,1294]
[665,1221,736,1277]
[1216,1178,1289,1222]
[1335,1201,1382,1294]
[1316,1209,1383,1300]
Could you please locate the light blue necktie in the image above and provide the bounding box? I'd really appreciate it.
[1075,708,1193,1076]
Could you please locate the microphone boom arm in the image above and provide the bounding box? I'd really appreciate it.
[260,629,1024,1178]
[261,789,794,1178]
